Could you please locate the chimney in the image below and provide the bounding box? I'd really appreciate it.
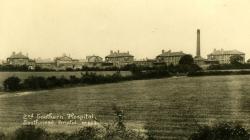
[110,50,113,54]
[117,50,120,53]
[12,51,16,55]
[196,29,201,57]
[162,49,165,54]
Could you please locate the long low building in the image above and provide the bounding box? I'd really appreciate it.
[156,50,186,65]
[207,49,245,64]
[105,50,134,67]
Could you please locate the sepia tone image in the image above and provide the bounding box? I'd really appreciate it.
[0,0,250,140]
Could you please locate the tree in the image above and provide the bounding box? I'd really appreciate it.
[179,55,194,65]
[13,125,48,140]
[230,55,244,65]
[3,76,21,91]
[189,122,250,140]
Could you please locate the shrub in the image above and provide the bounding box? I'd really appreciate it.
[48,132,70,140]
[23,76,47,90]
[176,64,202,73]
[69,75,81,84]
[58,76,70,86]
[46,76,60,88]
[189,122,250,140]
[103,105,145,140]
[68,127,102,140]
[3,76,21,91]
[0,131,5,140]
[12,125,48,140]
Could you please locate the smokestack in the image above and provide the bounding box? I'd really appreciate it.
[196,29,201,57]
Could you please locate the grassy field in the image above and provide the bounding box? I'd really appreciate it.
[0,75,250,139]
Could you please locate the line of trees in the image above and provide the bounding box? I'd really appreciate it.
[3,70,173,92]
[207,54,250,70]
[0,65,29,71]
[3,72,124,91]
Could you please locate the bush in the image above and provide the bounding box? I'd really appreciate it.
[189,122,250,140]
[23,76,47,90]
[208,64,250,70]
[3,76,21,91]
[103,105,145,140]
[46,76,60,88]
[48,132,70,140]
[0,131,5,140]
[0,65,29,71]
[12,125,48,140]
[176,64,202,74]
[69,75,81,84]
[68,127,102,140]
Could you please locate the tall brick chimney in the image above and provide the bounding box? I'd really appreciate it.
[196,29,201,57]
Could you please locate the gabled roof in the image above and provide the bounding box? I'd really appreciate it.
[106,52,133,58]
[208,49,245,56]
[86,55,103,60]
[55,55,73,61]
[8,52,29,59]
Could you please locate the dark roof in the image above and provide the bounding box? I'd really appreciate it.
[208,49,245,56]
[157,51,186,57]
[8,52,29,59]
[106,53,133,58]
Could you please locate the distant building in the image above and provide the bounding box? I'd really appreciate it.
[54,54,79,70]
[86,55,103,63]
[86,55,103,68]
[73,59,87,70]
[207,49,245,64]
[35,58,56,70]
[7,52,35,69]
[156,50,186,65]
[105,50,134,67]
[134,59,156,67]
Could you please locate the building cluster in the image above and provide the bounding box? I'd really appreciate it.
[1,29,248,70]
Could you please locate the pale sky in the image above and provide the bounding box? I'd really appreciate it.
[1,0,250,60]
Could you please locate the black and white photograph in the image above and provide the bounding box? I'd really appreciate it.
[0,0,250,139]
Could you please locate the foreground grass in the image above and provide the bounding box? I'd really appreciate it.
[0,122,249,140]
[0,105,146,140]
[189,122,250,140]
[188,70,250,77]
